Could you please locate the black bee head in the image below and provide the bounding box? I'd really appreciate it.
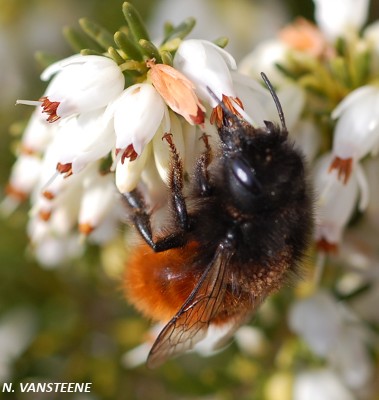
[220,73,308,215]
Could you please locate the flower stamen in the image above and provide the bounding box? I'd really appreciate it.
[316,238,338,254]
[328,156,353,184]
[210,95,244,127]
[5,184,28,202]
[57,162,73,178]
[117,145,139,163]
[39,96,61,123]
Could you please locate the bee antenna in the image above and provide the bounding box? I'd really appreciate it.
[260,72,287,132]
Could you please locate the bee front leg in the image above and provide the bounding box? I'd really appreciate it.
[123,133,190,253]
[163,132,189,232]
[123,189,187,252]
[195,133,213,196]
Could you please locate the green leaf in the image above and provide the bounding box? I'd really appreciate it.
[63,26,95,53]
[162,17,196,43]
[139,39,162,63]
[213,36,229,49]
[108,46,126,65]
[122,2,150,41]
[79,18,115,50]
[114,30,143,61]
[34,51,60,70]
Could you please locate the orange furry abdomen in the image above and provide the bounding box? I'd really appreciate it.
[124,241,200,323]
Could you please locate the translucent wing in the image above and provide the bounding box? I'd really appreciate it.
[146,242,234,368]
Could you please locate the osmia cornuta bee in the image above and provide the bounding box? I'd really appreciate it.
[123,73,313,368]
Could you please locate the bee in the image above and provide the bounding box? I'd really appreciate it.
[123,73,313,368]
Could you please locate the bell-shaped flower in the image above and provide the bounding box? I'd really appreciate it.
[238,39,289,86]
[17,55,125,122]
[293,369,355,400]
[4,154,42,204]
[78,172,118,236]
[109,83,167,163]
[153,112,185,184]
[330,85,379,184]
[54,108,115,175]
[147,59,205,125]
[279,18,330,58]
[20,108,55,154]
[313,153,369,253]
[173,39,238,108]
[313,0,369,40]
[289,291,373,391]
[289,291,344,357]
[115,145,150,194]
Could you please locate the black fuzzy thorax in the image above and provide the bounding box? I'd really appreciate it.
[186,123,313,280]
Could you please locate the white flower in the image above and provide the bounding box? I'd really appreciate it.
[313,0,370,40]
[291,119,321,162]
[173,39,237,107]
[289,291,343,357]
[54,109,115,175]
[238,39,289,86]
[330,85,379,183]
[313,153,368,252]
[4,154,42,203]
[293,369,355,400]
[0,309,37,381]
[33,235,84,268]
[110,83,167,162]
[115,146,150,194]
[289,291,373,390]
[17,55,125,122]
[153,112,185,184]
[78,172,118,236]
[20,108,55,154]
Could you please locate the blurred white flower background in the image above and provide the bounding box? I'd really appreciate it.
[1,0,379,399]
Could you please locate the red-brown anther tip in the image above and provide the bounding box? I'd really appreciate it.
[5,184,27,202]
[190,107,205,125]
[20,145,37,156]
[316,238,338,254]
[328,156,353,185]
[39,96,60,123]
[42,190,55,200]
[56,162,73,178]
[120,144,138,164]
[162,132,173,145]
[79,223,94,235]
[38,210,52,221]
[210,95,244,128]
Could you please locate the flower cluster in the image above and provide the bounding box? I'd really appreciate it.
[4,5,271,266]
[3,0,379,397]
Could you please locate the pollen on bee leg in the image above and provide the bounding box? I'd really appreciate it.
[328,156,353,184]
[316,237,338,254]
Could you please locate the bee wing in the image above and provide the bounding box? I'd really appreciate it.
[146,243,234,368]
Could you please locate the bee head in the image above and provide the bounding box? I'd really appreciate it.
[218,73,307,214]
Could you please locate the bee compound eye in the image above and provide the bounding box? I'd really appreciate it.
[230,157,261,194]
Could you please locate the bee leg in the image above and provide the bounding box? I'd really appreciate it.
[123,132,190,253]
[195,133,213,196]
[163,132,189,232]
[123,189,187,252]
